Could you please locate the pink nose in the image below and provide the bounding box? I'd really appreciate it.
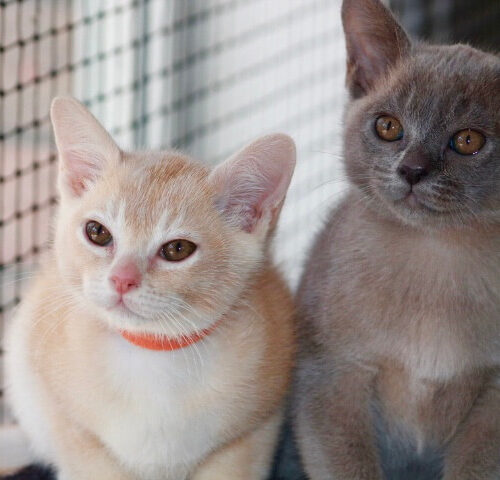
[110,261,141,295]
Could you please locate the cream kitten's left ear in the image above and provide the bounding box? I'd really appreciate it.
[51,96,120,197]
[209,133,296,235]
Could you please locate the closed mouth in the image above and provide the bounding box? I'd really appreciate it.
[393,190,446,215]
[403,191,420,208]
[393,188,424,209]
[109,298,144,318]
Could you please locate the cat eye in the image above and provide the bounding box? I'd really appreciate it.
[450,129,485,155]
[85,221,112,246]
[160,239,197,262]
[375,115,404,142]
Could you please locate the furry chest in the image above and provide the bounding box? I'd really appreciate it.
[353,261,500,380]
[93,337,233,477]
[98,395,223,478]
[366,305,500,381]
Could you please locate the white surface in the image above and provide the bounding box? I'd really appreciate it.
[0,424,34,474]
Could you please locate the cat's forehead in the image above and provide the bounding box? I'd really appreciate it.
[375,45,500,130]
[415,44,498,73]
[399,45,499,102]
[89,152,214,235]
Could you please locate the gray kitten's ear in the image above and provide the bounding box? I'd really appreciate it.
[209,134,296,235]
[342,0,411,98]
[51,96,120,197]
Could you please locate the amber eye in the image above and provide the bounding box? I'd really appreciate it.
[160,239,197,262]
[85,221,112,246]
[450,129,485,155]
[375,115,404,141]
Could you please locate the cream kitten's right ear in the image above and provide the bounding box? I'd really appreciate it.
[209,133,296,235]
[51,96,120,197]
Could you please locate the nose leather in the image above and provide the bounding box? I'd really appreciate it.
[397,150,431,186]
[398,164,428,185]
[110,260,141,295]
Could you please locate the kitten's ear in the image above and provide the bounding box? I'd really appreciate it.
[51,96,120,197]
[342,0,411,98]
[209,134,296,235]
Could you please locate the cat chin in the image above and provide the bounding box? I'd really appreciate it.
[95,306,148,332]
[95,302,219,339]
[366,186,432,223]
[371,188,466,230]
[385,201,482,231]
[394,194,442,217]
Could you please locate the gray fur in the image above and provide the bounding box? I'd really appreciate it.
[371,401,444,480]
[292,0,500,479]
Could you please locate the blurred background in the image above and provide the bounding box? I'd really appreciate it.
[0,0,499,427]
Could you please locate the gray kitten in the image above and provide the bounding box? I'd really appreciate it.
[293,0,500,479]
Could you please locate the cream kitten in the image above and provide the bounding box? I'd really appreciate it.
[5,97,296,480]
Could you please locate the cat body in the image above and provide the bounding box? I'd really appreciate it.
[293,1,500,479]
[6,98,296,480]
[9,259,291,480]
[296,194,500,479]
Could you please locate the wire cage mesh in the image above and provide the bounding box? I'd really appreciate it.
[0,0,348,423]
[0,0,499,425]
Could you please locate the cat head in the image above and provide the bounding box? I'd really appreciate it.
[342,0,500,229]
[50,97,295,338]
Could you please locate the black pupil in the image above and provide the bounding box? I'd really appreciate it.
[175,242,182,252]
[466,135,471,145]
[386,120,392,130]
[92,224,104,237]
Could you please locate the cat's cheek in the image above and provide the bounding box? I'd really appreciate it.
[382,181,410,203]
[81,275,118,310]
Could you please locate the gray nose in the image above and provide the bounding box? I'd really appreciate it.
[397,164,429,185]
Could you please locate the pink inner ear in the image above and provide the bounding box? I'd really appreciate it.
[215,157,292,233]
[61,148,103,196]
[210,134,295,233]
[217,197,260,233]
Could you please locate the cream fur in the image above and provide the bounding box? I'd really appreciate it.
[5,97,296,480]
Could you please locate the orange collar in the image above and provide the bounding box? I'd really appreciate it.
[120,321,220,351]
